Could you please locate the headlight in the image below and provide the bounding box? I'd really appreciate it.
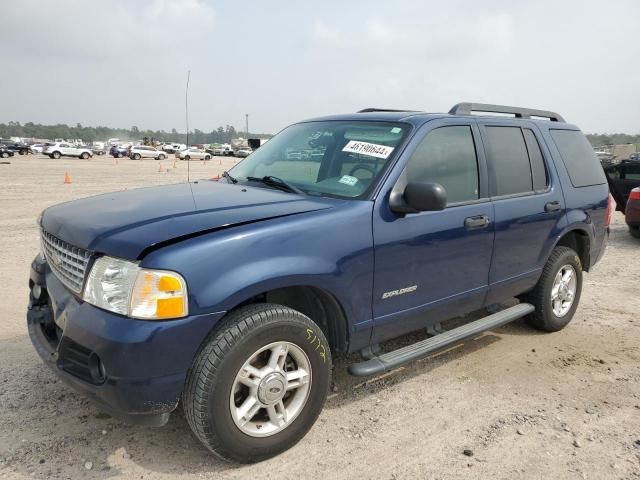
[83,256,188,319]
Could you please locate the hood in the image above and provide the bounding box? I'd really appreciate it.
[41,181,336,259]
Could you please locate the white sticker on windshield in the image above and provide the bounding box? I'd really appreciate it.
[339,175,359,186]
[390,127,402,134]
[342,140,394,159]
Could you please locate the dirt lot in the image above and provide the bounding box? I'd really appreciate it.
[0,154,639,479]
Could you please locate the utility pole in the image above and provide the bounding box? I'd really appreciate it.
[245,113,249,139]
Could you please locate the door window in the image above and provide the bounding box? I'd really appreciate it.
[485,126,532,196]
[522,129,548,191]
[405,126,479,204]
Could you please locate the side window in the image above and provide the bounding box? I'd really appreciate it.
[549,129,607,187]
[522,129,548,191]
[405,126,479,204]
[485,126,532,196]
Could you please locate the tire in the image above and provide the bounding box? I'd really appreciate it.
[80,152,89,159]
[629,226,640,239]
[52,151,61,159]
[158,154,165,160]
[1,152,7,158]
[184,155,190,161]
[522,246,583,332]
[116,153,122,158]
[183,304,332,463]
[205,155,211,161]
[133,153,141,160]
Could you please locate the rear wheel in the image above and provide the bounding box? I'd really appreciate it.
[1,152,8,158]
[116,153,122,158]
[80,152,89,159]
[205,155,211,161]
[52,151,61,159]
[133,153,141,160]
[183,304,331,463]
[184,155,190,161]
[158,154,165,160]
[522,246,582,332]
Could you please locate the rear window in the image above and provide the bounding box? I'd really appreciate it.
[550,130,606,187]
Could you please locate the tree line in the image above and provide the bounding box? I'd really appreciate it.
[0,122,272,145]
[0,121,637,148]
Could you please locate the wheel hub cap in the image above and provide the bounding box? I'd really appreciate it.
[551,264,577,317]
[258,372,287,405]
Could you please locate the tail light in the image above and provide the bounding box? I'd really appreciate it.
[605,193,614,227]
[629,187,640,201]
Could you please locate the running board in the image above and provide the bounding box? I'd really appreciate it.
[348,303,534,377]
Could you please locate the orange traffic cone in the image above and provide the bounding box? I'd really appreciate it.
[219,159,222,165]
[113,158,119,165]
[158,163,164,172]
[63,172,72,184]
[172,160,177,169]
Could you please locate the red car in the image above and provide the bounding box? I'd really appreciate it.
[626,187,640,238]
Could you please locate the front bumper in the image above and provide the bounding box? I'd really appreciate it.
[27,255,225,426]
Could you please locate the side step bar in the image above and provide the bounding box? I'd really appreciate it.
[348,303,534,377]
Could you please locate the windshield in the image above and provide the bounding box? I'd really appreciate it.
[228,121,410,199]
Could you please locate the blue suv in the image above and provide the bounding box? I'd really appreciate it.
[28,103,611,462]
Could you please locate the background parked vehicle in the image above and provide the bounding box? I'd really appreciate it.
[0,141,30,155]
[29,144,46,154]
[129,145,167,160]
[43,142,93,159]
[177,148,211,160]
[235,147,252,158]
[0,145,15,158]
[110,145,130,158]
[604,161,640,238]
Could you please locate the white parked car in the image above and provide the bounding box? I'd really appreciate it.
[177,148,211,161]
[29,144,45,154]
[43,142,93,159]
[212,144,233,156]
[235,147,252,158]
[129,145,168,160]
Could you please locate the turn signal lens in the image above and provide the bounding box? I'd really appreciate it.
[130,270,188,319]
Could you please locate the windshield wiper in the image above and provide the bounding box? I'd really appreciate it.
[222,171,237,184]
[246,175,304,195]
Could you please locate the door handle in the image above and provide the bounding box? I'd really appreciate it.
[544,201,561,213]
[464,215,490,230]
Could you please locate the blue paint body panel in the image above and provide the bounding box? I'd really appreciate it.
[29,110,610,423]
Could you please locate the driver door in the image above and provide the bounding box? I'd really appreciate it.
[371,119,494,343]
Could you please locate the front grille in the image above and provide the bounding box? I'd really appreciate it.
[40,230,92,294]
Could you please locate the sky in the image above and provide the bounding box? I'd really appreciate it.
[0,0,639,135]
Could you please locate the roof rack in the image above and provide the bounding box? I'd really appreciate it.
[357,108,419,113]
[449,102,565,122]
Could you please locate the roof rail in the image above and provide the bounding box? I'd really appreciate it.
[357,108,419,113]
[449,102,565,122]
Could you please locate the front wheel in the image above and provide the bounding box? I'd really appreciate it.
[80,152,89,159]
[522,246,583,332]
[1,152,8,158]
[205,155,211,161]
[158,154,165,160]
[183,304,331,463]
[184,155,190,161]
[52,151,61,159]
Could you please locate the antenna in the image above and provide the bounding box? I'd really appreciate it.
[185,69,191,182]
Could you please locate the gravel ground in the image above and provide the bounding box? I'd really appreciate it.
[0,154,639,479]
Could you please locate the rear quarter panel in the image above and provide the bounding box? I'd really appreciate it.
[538,125,609,268]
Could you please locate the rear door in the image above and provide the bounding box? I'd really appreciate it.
[477,121,565,304]
[371,119,494,343]
[604,163,640,212]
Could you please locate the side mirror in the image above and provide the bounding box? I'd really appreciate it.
[389,182,447,214]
